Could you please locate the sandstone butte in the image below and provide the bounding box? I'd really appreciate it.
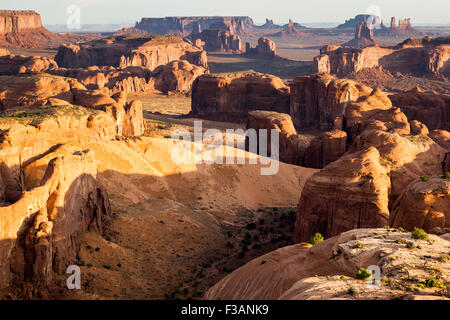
[191,21,243,52]
[190,71,291,122]
[342,21,381,49]
[312,36,450,79]
[0,10,83,49]
[204,228,449,300]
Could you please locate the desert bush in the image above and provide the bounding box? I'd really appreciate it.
[308,233,324,245]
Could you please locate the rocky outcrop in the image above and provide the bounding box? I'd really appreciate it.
[151,60,206,93]
[289,74,373,129]
[0,51,58,75]
[342,21,381,49]
[337,14,382,30]
[312,36,450,78]
[55,35,208,70]
[377,17,423,37]
[205,228,450,300]
[51,60,207,95]
[269,19,306,39]
[191,27,242,52]
[245,37,277,59]
[119,16,254,37]
[303,130,348,169]
[246,111,308,165]
[430,130,450,150]
[295,147,391,241]
[0,10,63,48]
[0,148,111,288]
[389,88,450,131]
[0,74,145,136]
[390,177,449,232]
[190,71,290,122]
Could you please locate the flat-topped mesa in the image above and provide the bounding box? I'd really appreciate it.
[190,71,290,122]
[312,36,450,78]
[0,10,43,34]
[55,34,208,70]
[117,16,254,37]
[342,21,381,49]
[336,14,382,30]
[191,22,243,52]
[0,10,62,48]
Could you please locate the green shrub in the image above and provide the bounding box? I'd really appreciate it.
[443,172,450,180]
[411,228,428,240]
[420,175,429,181]
[355,241,364,249]
[424,277,445,288]
[356,268,372,280]
[308,233,324,245]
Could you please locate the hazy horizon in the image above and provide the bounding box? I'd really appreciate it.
[2,0,449,26]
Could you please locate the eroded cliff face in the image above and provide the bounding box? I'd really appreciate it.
[119,16,254,37]
[0,10,43,34]
[191,71,290,122]
[0,10,63,48]
[289,74,373,129]
[389,88,450,131]
[55,35,208,70]
[312,36,450,78]
[0,148,111,290]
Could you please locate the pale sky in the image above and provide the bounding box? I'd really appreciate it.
[3,0,449,25]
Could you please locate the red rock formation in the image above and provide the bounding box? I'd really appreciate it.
[342,21,381,49]
[0,51,58,75]
[269,19,306,39]
[51,60,206,95]
[0,74,145,136]
[118,16,254,37]
[377,17,423,37]
[0,149,111,288]
[289,74,373,130]
[245,37,277,59]
[429,130,450,150]
[294,147,391,241]
[0,10,64,48]
[190,71,290,122]
[389,88,450,131]
[312,36,450,78]
[246,111,308,165]
[55,35,208,70]
[191,23,242,52]
[390,177,449,232]
[303,130,348,169]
